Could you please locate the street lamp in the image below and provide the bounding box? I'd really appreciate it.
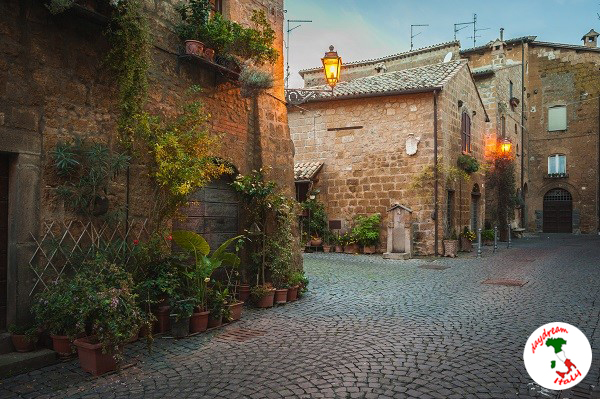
[321,45,342,89]
[499,137,512,157]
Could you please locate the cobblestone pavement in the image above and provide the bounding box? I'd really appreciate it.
[1,234,599,398]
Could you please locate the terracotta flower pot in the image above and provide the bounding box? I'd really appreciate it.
[154,306,171,333]
[184,40,204,57]
[287,286,299,302]
[443,239,459,258]
[344,243,359,254]
[274,288,288,304]
[74,337,117,376]
[11,334,34,353]
[362,245,376,254]
[256,290,275,308]
[207,314,222,328]
[310,238,323,247]
[460,236,473,252]
[190,311,209,333]
[51,334,73,357]
[203,47,215,62]
[170,316,190,338]
[335,245,343,253]
[228,302,244,321]
[238,284,250,302]
[322,245,331,252]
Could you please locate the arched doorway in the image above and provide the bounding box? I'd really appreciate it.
[471,184,480,232]
[543,188,572,233]
[174,175,240,250]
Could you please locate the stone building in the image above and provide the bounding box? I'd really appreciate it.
[0,0,294,328]
[289,60,488,255]
[461,32,600,234]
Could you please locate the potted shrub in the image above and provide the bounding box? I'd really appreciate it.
[482,229,495,246]
[341,232,359,254]
[169,296,194,338]
[296,272,309,299]
[239,65,274,98]
[460,227,476,252]
[7,324,37,353]
[443,230,459,258]
[287,271,304,302]
[352,214,381,254]
[207,287,228,328]
[32,277,86,357]
[251,284,275,308]
[333,233,343,253]
[175,0,210,57]
[237,283,250,302]
[71,257,144,376]
[457,154,480,174]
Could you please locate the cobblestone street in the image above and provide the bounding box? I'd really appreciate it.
[1,234,599,398]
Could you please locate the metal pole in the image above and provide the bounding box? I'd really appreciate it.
[477,228,482,258]
[507,221,512,248]
[493,226,498,253]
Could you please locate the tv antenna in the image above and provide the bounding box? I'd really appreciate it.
[466,13,490,47]
[410,24,429,51]
[285,18,312,88]
[454,20,473,42]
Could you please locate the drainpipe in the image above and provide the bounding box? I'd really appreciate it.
[433,90,439,256]
[520,39,526,228]
[597,96,600,233]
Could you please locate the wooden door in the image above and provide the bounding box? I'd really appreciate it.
[543,188,572,233]
[0,155,8,331]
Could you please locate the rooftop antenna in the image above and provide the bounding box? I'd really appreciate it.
[410,24,429,51]
[285,17,312,88]
[454,20,474,42]
[467,13,490,47]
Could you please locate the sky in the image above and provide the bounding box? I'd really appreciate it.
[283,0,599,88]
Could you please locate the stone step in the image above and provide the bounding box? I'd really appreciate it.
[0,333,13,355]
[0,349,57,379]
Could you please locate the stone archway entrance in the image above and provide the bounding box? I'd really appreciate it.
[174,176,240,250]
[543,188,572,233]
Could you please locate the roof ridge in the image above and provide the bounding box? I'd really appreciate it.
[299,41,459,75]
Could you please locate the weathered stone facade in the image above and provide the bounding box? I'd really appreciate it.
[290,62,486,255]
[462,35,600,234]
[300,42,460,88]
[0,0,294,325]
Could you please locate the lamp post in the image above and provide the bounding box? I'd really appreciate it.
[321,45,342,90]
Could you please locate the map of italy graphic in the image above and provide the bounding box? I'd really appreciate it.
[546,338,577,379]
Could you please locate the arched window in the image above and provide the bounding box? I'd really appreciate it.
[461,112,471,153]
[548,154,566,174]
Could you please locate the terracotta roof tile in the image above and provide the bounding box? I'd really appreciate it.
[294,162,323,181]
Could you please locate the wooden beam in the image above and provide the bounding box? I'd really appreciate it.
[327,126,363,131]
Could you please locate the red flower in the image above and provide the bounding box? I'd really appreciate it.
[167,235,172,241]
[133,239,139,245]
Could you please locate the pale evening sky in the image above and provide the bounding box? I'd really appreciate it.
[283,0,600,87]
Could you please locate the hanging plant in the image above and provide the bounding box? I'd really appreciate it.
[239,65,273,98]
[457,154,480,174]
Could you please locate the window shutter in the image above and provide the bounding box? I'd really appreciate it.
[548,106,567,131]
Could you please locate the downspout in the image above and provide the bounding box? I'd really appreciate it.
[433,90,439,256]
[597,96,600,233]
[520,40,525,227]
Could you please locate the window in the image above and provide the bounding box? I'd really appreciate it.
[548,154,566,174]
[548,106,567,131]
[461,112,471,153]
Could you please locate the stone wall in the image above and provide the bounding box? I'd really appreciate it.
[300,42,460,88]
[525,44,600,233]
[0,0,293,324]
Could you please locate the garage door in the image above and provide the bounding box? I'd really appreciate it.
[174,177,240,251]
[543,188,572,233]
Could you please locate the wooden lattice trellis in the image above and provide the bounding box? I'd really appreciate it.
[28,219,150,296]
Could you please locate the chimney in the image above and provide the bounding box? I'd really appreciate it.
[582,29,599,48]
[500,28,504,42]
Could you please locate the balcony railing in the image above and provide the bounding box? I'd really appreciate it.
[545,172,568,179]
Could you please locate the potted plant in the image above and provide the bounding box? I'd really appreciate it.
[352,214,381,254]
[341,232,359,254]
[296,272,309,299]
[237,283,250,302]
[71,257,144,376]
[457,154,480,174]
[7,324,37,353]
[310,235,323,247]
[459,227,476,252]
[175,0,210,57]
[482,229,495,246]
[333,233,343,253]
[250,284,275,308]
[169,296,194,338]
[207,287,229,328]
[31,277,86,357]
[222,244,245,321]
[239,65,274,98]
[287,271,304,302]
[443,230,459,258]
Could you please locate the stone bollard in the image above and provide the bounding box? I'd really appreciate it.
[477,228,482,258]
[493,226,498,253]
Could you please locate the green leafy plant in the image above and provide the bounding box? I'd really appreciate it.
[457,154,480,174]
[250,284,273,302]
[7,324,38,343]
[339,232,356,247]
[460,227,476,242]
[51,138,130,217]
[239,65,274,98]
[300,192,329,241]
[265,200,295,289]
[481,229,495,241]
[175,0,211,41]
[486,156,517,234]
[207,286,230,321]
[352,214,381,247]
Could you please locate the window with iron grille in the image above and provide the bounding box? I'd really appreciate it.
[461,112,471,153]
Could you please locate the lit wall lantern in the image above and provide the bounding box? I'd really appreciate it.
[499,138,512,157]
[322,45,342,89]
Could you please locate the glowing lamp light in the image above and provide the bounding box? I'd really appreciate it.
[499,138,512,156]
[321,45,342,89]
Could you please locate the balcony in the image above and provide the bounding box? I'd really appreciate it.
[545,172,568,179]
